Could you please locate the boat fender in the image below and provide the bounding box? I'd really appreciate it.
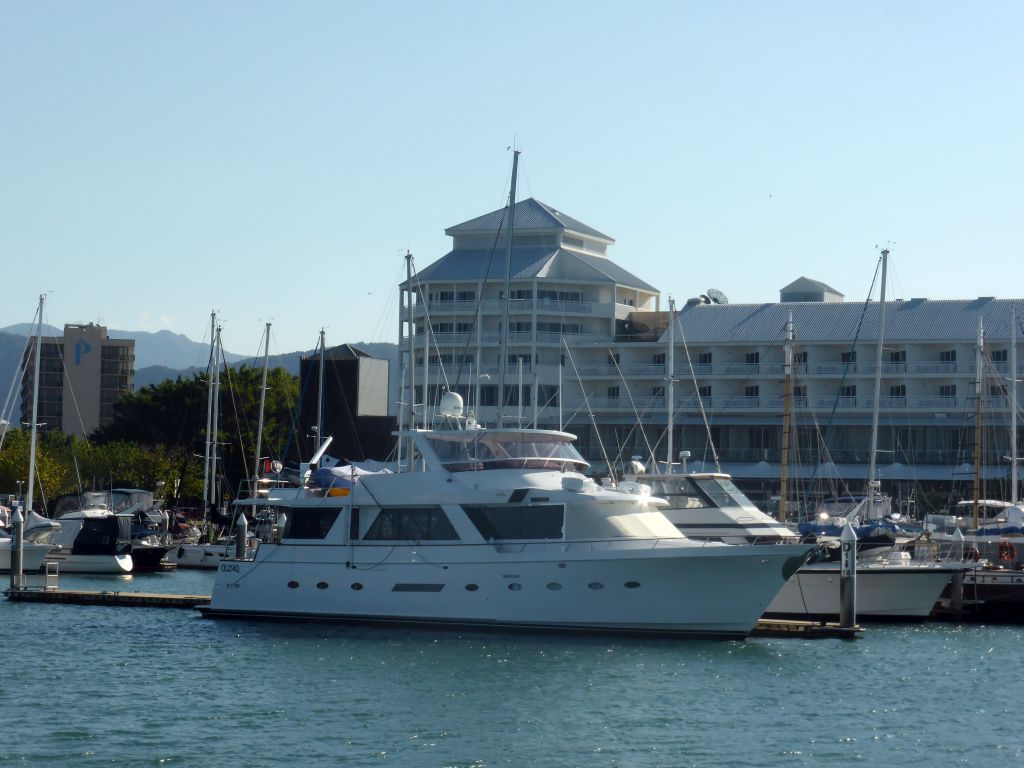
[177,546,185,559]
[998,541,1017,562]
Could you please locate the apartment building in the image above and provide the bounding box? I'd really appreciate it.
[20,323,135,439]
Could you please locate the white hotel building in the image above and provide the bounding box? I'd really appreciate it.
[400,199,1021,512]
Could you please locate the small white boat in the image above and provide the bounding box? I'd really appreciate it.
[0,511,58,573]
[764,553,963,620]
[45,509,133,574]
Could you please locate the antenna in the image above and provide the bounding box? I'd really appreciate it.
[707,288,729,305]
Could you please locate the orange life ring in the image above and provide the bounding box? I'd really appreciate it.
[999,541,1017,562]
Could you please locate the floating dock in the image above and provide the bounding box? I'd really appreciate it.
[752,618,862,639]
[4,587,210,609]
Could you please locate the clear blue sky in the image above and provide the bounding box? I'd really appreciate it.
[2,1,1021,358]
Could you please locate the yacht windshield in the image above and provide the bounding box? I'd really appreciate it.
[641,476,754,509]
[425,432,588,472]
[693,477,750,508]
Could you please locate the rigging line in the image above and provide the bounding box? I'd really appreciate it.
[451,207,508,393]
[672,307,720,472]
[801,256,881,504]
[606,348,657,469]
[0,309,36,449]
[562,338,615,484]
[410,256,451,394]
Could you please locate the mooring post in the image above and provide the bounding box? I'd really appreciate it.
[235,513,248,559]
[839,522,857,629]
[10,505,24,590]
[949,528,965,616]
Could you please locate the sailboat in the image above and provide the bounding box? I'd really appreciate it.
[1,295,59,574]
[764,249,964,620]
[166,313,240,569]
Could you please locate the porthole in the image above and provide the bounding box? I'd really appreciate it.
[624,581,641,589]
[287,581,299,589]
[546,583,562,591]
[587,582,604,591]
[316,581,329,590]
[508,583,523,591]
[465,584,479,591]
[351,582,364,591]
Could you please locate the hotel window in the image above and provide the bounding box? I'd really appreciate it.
[793,351,807,366]
[889,350,906,363]
[509,289,533,301]
[607,353,620,365]
[940,350,957,363]
[889,385,907,398]
[991,349,1008,363]
[840,385,857,398]
[607,386,620,399]
[745,385,759,398]
[652,353,666,365]
[793,385,807,401]
[841,351,857,364]
[745,352,760,366]
[697,352,712,366]
[651,386,665,397]
[456,290,476,302]
[698,385,712,398]
[939,384,956,398]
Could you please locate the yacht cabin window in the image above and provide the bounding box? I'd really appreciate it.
[363,507,459,541]
[463,504,564,541]
[282,507,341,539]
[424,433,588,473]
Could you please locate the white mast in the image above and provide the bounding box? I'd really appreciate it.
[317,328,326,450]
[867,249,889,520]
[403,251,414,471]
[1012,303,1019,505]
[252,322,271,494]
[25,294,44,515]
[201,311,216,521]
[666,297,675,472]
[780,311,794,523]
[496,150,520,427]
[209,324,222,513]
[973,316,984,528]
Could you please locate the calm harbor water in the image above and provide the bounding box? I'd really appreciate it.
[2,569,1022,767]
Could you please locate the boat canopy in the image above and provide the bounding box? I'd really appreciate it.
[421,429,589,473]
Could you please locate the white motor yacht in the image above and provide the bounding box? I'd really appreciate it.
[202,415,813,639]
[628,472,799,544]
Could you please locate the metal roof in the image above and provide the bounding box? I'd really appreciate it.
[665,298,1023,344]
[408,246,658,292]
[445,198,613,242]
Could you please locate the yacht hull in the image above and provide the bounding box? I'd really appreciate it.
[44,552,133,574]
[764,563,959,620]
[202,541,811,638]
[0,542,53,573]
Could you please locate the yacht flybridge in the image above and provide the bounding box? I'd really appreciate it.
[202,399,813,638]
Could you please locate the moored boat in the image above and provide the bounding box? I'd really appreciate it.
[201,411,813,638]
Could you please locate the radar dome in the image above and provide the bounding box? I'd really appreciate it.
[439,391,464,419]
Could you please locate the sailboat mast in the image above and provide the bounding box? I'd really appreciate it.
[497,150,520,427]
[317,328,326,450]
[1012,303,1019,505]
[973,317,984,528]
[780,311,794,523]
[867,248,889,518]
[252,322,271,494]
[25,294,44,515]
[209,324,222,512]
[666,297,675,471]
[201,311,216,520]
[403,250,414,472]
